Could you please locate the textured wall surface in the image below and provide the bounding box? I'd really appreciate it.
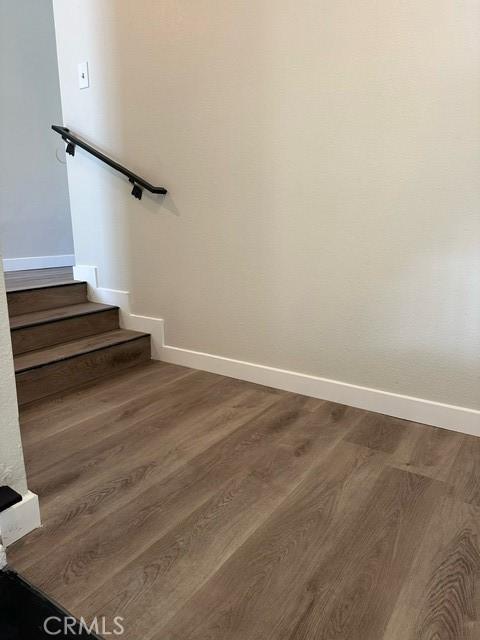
[53,0,480,409]
[0,0,73,261]
[0,260,27,495]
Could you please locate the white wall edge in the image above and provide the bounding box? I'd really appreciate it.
[3,254,75,272]
[73,265,480,437]
[0,491,41,547]
[160,345,480,437]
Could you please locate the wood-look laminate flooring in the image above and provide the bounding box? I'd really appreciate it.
[8,361,480,639]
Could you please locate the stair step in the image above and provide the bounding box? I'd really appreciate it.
[7,282,88,317]
[14,329,148,373]
[5,273,74,292]
[10,303,119,355]
[15,329,151,405]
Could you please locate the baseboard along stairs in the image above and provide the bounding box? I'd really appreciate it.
[6,279,151,405]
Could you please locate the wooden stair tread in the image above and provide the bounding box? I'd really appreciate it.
[7,269,151,404]
[10,302,119,330]
[6,280,84,293]
[4,266,74,291]
[7,282,88,316]
[14,329,149,373]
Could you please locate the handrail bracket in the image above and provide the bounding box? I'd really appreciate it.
[65,141,76,157]
[129,180,143,200]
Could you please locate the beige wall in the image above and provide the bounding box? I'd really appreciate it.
[53,0,480,410]
[0,261,27,495]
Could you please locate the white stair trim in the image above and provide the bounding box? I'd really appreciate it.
[73,265,164,359]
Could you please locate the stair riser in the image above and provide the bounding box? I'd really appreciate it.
[15,336,151,405]
[7,283,88,317]
[11,309,120,355]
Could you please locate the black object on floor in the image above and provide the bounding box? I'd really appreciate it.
[0,570,102,639]
[0,486,22,512]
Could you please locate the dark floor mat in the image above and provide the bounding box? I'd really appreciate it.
[0,570,102,639]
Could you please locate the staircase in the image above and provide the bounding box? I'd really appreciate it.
[6,279,151,405]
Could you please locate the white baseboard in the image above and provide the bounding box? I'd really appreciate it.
[160,345,480,436]
[73,264,480,438]
[0,491,41,547]
[3,254,75,272]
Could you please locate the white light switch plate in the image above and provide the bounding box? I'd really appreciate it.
[78,61,89,89]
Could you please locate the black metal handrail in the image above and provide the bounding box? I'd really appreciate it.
[52,125,167,200]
